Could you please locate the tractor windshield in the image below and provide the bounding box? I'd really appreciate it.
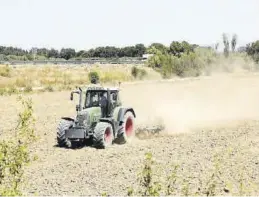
[85,90,107,108]
[84,89,119,108]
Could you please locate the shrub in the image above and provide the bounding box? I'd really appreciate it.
[131,66,138,78]
[0,96,38,196]
[88,71,100,83]
[0,65,12,77]
[127,152,162,196]
[131,66,147,79]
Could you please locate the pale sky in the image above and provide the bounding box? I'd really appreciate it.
[0,0,258,51]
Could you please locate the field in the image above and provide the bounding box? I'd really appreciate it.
[1,66,259,195]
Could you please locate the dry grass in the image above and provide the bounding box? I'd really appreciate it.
[0,63,161,95]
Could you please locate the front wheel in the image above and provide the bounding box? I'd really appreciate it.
[115,111,135,144]
[93,122,114,149]
[56,119,74,148]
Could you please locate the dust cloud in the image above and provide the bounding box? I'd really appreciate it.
[120,73,259,135]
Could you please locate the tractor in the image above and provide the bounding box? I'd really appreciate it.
[56,81,136,149]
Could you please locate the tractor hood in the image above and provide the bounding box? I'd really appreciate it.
[76,107,101,127]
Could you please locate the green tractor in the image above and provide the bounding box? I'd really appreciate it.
[56,82,136,149]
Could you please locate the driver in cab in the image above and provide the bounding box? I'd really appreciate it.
[100,92,108,117]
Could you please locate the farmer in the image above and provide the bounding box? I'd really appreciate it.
[100,92,108,117]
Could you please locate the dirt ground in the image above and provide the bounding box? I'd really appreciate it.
[1,72,259,195]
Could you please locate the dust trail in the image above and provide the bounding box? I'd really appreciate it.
[120,73,259,136]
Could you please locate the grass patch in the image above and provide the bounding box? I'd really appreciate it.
[0,64,158,95]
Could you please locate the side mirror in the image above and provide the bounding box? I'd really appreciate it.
[70,93,73,101]
[76,104,79,111]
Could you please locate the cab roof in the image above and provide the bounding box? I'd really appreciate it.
[84,84,119,91]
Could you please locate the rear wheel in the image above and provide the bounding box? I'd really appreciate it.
[93,122,114,149]
[116,111,135,144]
[57,119,74,148]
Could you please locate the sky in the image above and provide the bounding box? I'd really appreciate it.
[0,0,258,51]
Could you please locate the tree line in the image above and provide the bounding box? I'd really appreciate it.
[0,37,259,62]
[0,42,198,61]
[0,44,147,61]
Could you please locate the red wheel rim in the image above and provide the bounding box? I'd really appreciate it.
[104,127,112,143]
[125,117,133,137]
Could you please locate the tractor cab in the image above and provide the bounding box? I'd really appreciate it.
[85,86,121,118]
[84,87,121,109]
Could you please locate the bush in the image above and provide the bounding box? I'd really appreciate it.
[131,66,138,78]
[131,66,147,79]
[88,71,100,83]
[0,65,12,77]
[0,96,38,196]
[147,44,258,79]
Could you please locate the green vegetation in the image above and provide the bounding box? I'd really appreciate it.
[131,66,147,79]
[0,96,38,196]
[88,71,100,82]
[0,34,257,62]
[0,44,147,61]
[0,65,12,77]
[246,40,259,63]
[146,33,258,78]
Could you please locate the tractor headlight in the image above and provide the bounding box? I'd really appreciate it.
[77,112,90,127]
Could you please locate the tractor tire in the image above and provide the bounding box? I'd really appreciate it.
[56,119,74,148]
[93,122,114,149]
[115,111,135,144]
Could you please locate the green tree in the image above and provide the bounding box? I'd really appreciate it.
[59,48,76,60]
[135,44,146,57]
[246,40,259,63]
[47,48,59,58]
[148,43,168,54]
[169,41,194,57]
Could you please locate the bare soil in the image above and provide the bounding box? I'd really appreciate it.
[1,73,259,195]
